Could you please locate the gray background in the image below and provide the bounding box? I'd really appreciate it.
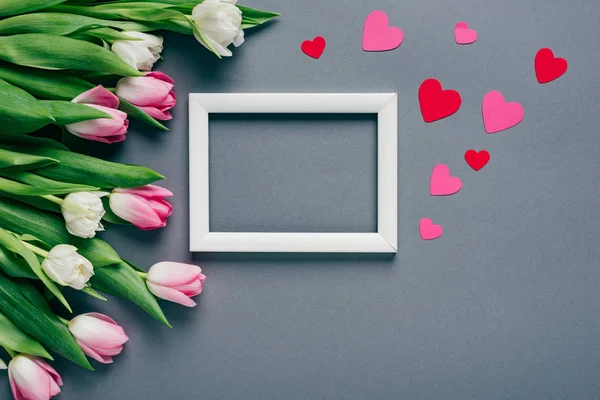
[3,0,600,398]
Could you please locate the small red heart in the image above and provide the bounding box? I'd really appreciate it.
[418,78,462,123]
[464,149,490,171]
[301,36,326,59]
[535,48,568,84]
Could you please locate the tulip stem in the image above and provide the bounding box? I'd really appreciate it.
[41,195,64,205]
[135,271,148,279]
[21,241,49,258]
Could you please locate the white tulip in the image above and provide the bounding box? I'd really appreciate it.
[42,245,94,290]
[191,0,245,57]
[61,192,107,239]
[111,31,163,71]
[0,357,6,370]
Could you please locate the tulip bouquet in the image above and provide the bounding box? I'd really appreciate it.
[0,0,278,398]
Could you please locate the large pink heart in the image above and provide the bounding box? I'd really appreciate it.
[430,164,462,196]
[482,90,524,134]
[419,218,443,240]
[362,10,404,52]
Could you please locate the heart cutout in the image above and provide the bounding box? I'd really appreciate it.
[535,48,568,84]
[301,36,326,59]
[362,10,404,52]
[482,90,524,134]
[454,22,477,45]
[430,164,462,196]
[464,149,490,171]
[419,78,462,123]
[420,218,443,240]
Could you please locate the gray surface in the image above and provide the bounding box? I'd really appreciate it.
[3,0,600,398]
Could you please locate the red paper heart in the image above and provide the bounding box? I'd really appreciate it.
[301,36,326,59]
[535,48,568,84]
[464,149,490,171]
[418,78,462,123]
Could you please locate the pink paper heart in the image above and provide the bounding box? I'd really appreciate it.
[482,90,524,133]
[362,10,404,52]
[420,218,443,240]
[430,164,462,196]
[454,21,477,45]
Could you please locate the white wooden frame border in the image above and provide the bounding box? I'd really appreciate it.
[189,93,398,253]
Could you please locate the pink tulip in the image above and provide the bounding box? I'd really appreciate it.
[116,72,176,120]
[68,313,129,364]
[146,262,206,307]
[66,85,129,144]
[8,355,63,400]
[109,185,173,230]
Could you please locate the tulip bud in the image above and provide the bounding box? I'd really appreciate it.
[41,245,94,290]
[111,31,163,71]
[116,72,176,121]
[109,185,173,230]
[61,192,107,239]
[146,262,206,307]
[69,313,129,364]
[191,0,245,57]
[66,86,129,144]
[8,355,63,400]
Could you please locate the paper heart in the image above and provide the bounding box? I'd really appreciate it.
[482,90,524,133]
[362,10,404,52]
[419,78,462,123]
[454,22,477,45]
[301,36,326,59]
[535,48,568,84]
[430,164,462,196]
[464,149,490,171]
[420,218,443,240]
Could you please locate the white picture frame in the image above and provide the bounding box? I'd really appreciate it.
[189,93,398,253]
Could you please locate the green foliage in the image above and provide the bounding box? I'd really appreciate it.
[0,311,52,359]
[0,228,71,312]
[0,0,67,17]
[0,273,92,369]
[0,34,142,76]
[0,79,55,135]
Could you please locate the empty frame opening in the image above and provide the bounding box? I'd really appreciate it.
[208,113,378,233]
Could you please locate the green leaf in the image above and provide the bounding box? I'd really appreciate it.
[0,0,67,17]
[0,148,58,171]
[0,176,59,196]
[5,145,165,188]
[12,234,52,249]
[92,261,170,327]
[0,311,52,359]
[0,170,99,194]
[0,34,142,76]
[0,79,55,135]
[0,12,151,36]
[237,5,280,26]
[0,273,92,369]
[0,197,121,268]
[0,133,69,150]
[71,27,145,44]
[0,228,71,312]
[118,98,168,131]
[82,286,107,301]
[0,63,93,101]
[0,246,37,279]
[186,16,221,58]
[40,100,112,125]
